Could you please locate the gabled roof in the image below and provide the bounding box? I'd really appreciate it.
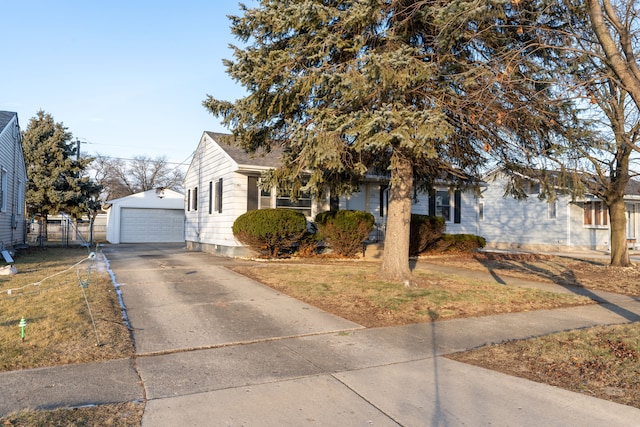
[0,111,17,133]
[103,188,184,209]
[625,179,640,196]
[485,167,640,199]
[205,132,282,169]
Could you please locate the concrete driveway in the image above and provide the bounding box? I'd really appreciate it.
[104,243,360,355]
[100,243,640,426]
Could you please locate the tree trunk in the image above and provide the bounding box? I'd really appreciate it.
[609,197,631,267]
[379,152,414,283]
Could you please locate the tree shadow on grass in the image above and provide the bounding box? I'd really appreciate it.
[474,253,640,322]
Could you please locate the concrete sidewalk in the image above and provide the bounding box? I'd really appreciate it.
[2,244,640,426]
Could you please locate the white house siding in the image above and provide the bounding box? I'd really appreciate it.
[452,190,478,234]
[184,133,250,256]
[477,174,570,251]
[339,183,479,242]
[0,112,27,249]
[568,201,610,250]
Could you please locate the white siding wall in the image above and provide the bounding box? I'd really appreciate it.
[0,114,27,248]
[339,182,479,239]
[478,174,570,250]
[568,201,610,250]
[184,133,245,250]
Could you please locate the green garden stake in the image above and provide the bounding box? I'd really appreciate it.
[19,317,27,342]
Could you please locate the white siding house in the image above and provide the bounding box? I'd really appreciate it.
[184,132,290,256]
[0,112,28,250]
[338,181,480,242]
[104,189,185,244]
[478,171,640,251]
[184,132,481,256]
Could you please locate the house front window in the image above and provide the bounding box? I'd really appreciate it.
[260,188,273,209]
[435,190,450,221]
[428,189,461,223]
[275,188,312,217]
[548,200,557,220]
[627,204,636,239]
[584,201,607,227]
[249,177,312,217]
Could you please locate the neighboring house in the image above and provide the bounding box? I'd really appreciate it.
[479,170,640,251]
[103,189,185,244]
[0,111,27,250]
[184,132,481,256]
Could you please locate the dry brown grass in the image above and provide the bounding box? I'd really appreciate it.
[230,259,592,327]
[0,401,143,426]
[0,247,134,371]
[234,253,640,409]
[0,247,140,426]
[448,323,640,409]
[420,251,640,296]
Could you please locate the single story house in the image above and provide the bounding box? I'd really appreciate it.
[185,132,640,255]
[104,189,185,244]
[0,111,28,251]
[479,170,640,252]
[184,132,480,256]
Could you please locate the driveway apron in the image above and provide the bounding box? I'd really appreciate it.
[103,244,362,355]
[100,244,640,427]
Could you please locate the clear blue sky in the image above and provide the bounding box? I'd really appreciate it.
[1,1,254,166]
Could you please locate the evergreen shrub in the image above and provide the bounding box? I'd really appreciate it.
[315,210,375,257]
[431,233,486,252]
[409,214,446,256]
[232,208,307,257]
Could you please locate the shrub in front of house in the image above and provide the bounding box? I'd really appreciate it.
[232,208,307,257]
[296,230,322,257]
[430,233,486,252]
[315,210,375,257]
[410,214,446,256]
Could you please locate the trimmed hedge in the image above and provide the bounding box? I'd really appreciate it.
[315,210,375,257]
[409,214,445,256]
[430,233,487,252]
[232,208,307,257]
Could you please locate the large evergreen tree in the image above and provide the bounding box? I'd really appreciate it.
[22,110,101,223]
[206,0,582,281]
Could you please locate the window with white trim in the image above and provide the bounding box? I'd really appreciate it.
[584,201,607,227]
[548,200,557,220]
[435,190,450,221]
[250,178,312,216]
[192,186,198,211]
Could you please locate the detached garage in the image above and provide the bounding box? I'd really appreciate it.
[104,189,185,244]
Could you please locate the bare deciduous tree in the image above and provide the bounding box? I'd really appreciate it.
[92,154,184,202]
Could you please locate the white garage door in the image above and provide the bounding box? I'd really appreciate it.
[120,208,185,243]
